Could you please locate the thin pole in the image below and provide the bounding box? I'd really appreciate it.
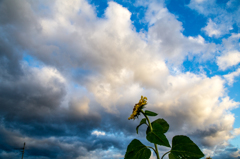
[21,142,25,159]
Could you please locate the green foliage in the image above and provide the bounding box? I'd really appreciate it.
[145,110,158,116]
[168,135,205,159]
[151,118,169,133]
[125,98,204,159]
[146,122,170,147]
[124,139,151,159]
[136,118,147,134]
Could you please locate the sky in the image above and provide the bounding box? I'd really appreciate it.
[0,0,240,158]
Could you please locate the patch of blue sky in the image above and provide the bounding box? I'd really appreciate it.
[70,68,93,89]
[225,0,240,12]
[230,139,240,150]
[22,54,43,68]
[129,5,148,32]
[228,75,240,101]
[230,128,240,149]
[87,0,109,18]
[182,56,220,77]
[166,0,239,46]
[216,0,230,4]
[230,23,239,34]
[38,3,50,11]
[166,0,207,37]
[114,0,148,32]
[87,0,148,32]
[183,54,240,77]
[217,0,240,12]
[71,83,88,91]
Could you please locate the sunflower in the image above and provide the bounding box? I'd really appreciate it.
[128,96,147,120]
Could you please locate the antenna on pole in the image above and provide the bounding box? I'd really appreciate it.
[21,142,25,159]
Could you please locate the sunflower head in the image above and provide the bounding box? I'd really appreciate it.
[128,96,147,120]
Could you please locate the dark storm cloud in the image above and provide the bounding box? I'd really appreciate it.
[188,127,221,147]
[0,67,104,159]
[0,0,42,79]
[0,32,23,78]
[0,54,117,158]
[0,0,36,27]
[0,67,66,121]
[0,30,103,158]
[0,126,87,159]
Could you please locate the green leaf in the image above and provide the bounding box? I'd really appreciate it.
[169,153,176,159]
[151,118,169,133]
[145,110,158,116]
[124,139,151,159]
[146,123,170,147]
[169,135,205,159]
[136,118,147,134]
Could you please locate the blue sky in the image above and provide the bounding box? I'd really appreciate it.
[0,0,240,158]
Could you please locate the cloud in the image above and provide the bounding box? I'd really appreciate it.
[144,1,217,64]
[211,144,240,159]
[91,130,106,136]
[224,68,240,86]
[202,19,221,37]
[217,50,240,70]
[0,65,66,121]
[0,0,239,158]
[188,0,240,37]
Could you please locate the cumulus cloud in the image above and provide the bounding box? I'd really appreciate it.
[217,50,240,70]
[145,1,217,64]
[0,0,239,158]
[224,68,240,86]
[202,19,221,37]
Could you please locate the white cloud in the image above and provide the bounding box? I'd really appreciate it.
[202,19,221,37]
[91,130,106,136]
[217,50,240,70]
[222,33,240,51]
[233,127,240,136]
[19,64,66,95]
[188,35,205,44]
[18,0,239,148]
[1,0,240,158]
[145,1,216,64]
[224,68,240,85]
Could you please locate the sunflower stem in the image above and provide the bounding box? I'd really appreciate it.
[141,110,160,159]
[161,151,170,159]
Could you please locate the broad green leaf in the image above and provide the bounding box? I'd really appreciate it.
[136,118,147,134]
[146,119,169,135]
[146,123,170,147]
[145,110,158,116]
[124,139,151,159]
[169,153,176,159]
[151,118,169,133]
[169,135,204,159]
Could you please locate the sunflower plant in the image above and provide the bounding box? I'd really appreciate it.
[124,96,205,159]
